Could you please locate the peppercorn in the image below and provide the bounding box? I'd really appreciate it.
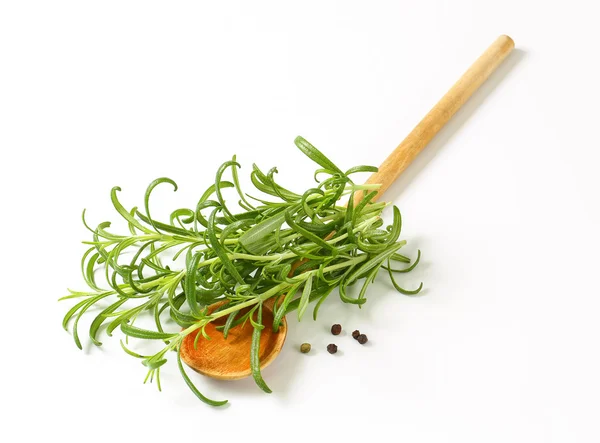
[357,334,368,344]
[300,343,311,353]
[327,344,338,354]
[331,324,342,335]
[352,330,360,340]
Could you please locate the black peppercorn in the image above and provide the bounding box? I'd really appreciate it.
[357,334,368,345]
[327,344,338,354]
[331,324,342,335]
[352,330,360,340]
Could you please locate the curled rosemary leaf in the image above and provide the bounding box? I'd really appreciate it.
[61,136,423,405]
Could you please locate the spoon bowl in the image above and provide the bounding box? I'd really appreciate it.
[180,300,287,380]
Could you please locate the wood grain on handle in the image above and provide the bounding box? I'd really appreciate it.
[354,35,514,206]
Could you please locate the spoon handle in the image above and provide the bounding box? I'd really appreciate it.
[355,34,514,205]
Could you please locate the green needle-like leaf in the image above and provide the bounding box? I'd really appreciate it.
[294,136,343,174]
[120,322,177,340]
[177,350,228,406]
[297,275,313,321]
[250,303,272,394]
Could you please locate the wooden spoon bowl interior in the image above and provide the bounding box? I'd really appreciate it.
[180,300,287,380]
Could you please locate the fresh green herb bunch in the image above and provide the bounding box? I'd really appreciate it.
[61,136,422,406]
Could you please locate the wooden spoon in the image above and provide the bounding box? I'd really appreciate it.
[181,35,515,379]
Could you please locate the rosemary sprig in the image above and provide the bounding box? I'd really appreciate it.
[61,136,423,405]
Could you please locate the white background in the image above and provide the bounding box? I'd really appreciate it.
[1,1,599,442]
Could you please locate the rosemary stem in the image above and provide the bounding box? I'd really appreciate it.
[177,253,370,340]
